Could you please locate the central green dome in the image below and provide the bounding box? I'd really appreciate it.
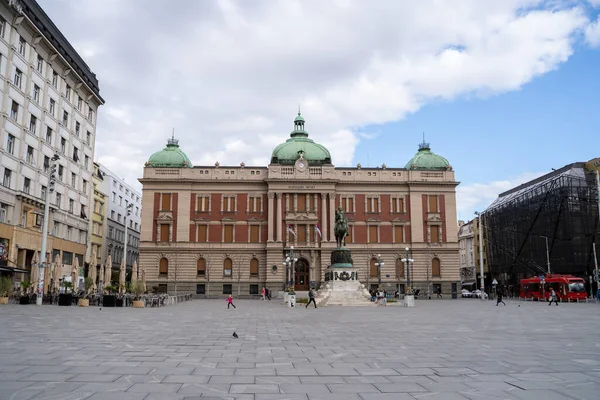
[147,135,193,168]
[405,141,450,170]
[271,112,332,165]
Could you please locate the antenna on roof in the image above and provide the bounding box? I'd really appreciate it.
[172,127,175,140]
[298,103,301,115]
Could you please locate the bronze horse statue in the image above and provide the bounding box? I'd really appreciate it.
[334,207,349,248]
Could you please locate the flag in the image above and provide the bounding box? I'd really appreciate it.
[287,224,297,238]
[315,224,322,238]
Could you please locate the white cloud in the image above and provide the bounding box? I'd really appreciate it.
[456,172,546,221]
[37,0,595,193]
[585,15,600,46]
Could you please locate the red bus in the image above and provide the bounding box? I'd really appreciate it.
[520,274,587,302]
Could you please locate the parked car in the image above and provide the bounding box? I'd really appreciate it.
[461,289,472,298]
[471,290,489,299]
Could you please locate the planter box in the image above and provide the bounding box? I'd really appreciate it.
[78,299,89,307]
[115,298,124,307]
[103,295,116,307]
[58,294,72,306]
[0,297,9,304]
[19,296,30,305]
[132,300,145,308]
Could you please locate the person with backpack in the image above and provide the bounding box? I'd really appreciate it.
[306,288,317,309]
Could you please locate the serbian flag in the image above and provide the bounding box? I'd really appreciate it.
[315,224,322,238]
[287,224,297,238]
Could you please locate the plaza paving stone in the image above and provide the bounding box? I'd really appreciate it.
[1,298,600,399]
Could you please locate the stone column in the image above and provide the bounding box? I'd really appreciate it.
[328,192,335,242]
[267,193,274,242]
[276,193,283,242]
[321,194,327,242]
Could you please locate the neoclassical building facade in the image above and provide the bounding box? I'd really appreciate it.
[139,113,460,297]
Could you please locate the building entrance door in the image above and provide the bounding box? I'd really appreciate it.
[295,259,310,291]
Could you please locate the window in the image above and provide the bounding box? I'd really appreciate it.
[33,85,40,103]
[41,185,47,201]
[197,224,207,242]
[341,196,354,213]
[62,111,69,126]
[368,225,378,243]
[428,195,438,213]
[160,224,169,242]
[77,96,82,111]
[23,177,30,194]
[69,199,74,213]
[86,131,91,145]
[75,122,80,136]
[249,284,259,295]
[197,258,206,276]
[18,36,25,56]
[430,225,440,243]
[396,258,405,278]
[159,258,168,275]
[84,155,89,169]
[62,251,73,265]
[46,127,52,143]
[249,225,259,243]
[119,196,122,206]
[197,195,209,212]
[366,197,379,213]
[58,165,64,180]
[117,213,121,222]
[223,258,232,277]
[369,258,378,278]
[60,137,66,153]
[13,68,22,88]
[224,225,233,243]
[71,172,76,187]
[196,284,205,295]
[82,179,87,193]
[88,108,94,121]
[36,55,43,72]
[112,192,116,202]
[6,134,15,155]
[250,258,259,277]
[394,225,404,243]
[432,258,441,277]
[26,146,34,164]
[72,147,79,162]
[222,196,235,212]
[65,85,71,101]
[392,197,404,213]
[161,193,171,211]
[10,100,18,120]
[248,196,260,213]
[49,98,56,117]
[52,71,58,87]
[0,17,4,39]
[55,193,62,208]
[223,284,232,295]
[29,115,37,133]
[296,193,306,212]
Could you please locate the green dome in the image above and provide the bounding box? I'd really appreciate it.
[271,113,332,165]
[405,141,450,170]
[147,136,193,168]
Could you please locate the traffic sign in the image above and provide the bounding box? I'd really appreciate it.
[492,279,498,285]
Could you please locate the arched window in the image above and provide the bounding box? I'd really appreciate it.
[396,258,405,278]
[159,257,168,276]
[369,258,378,278]
[223,258,232,277]
[197,258,206,276]
[432,258,441,277]
[250,258,259,277]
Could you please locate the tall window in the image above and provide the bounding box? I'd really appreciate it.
[223,258,232,277]
[75,122,80,136]
[65,85,71,101]
[250,258,259,277]
[33,85,40,103]
[49,98,56,117]
[60,137,66,153]
[396,258,405,278]
[297,225,307,243]
[369,258,378,278]
[71,172,76,187]
[13,68,22,88]
[18,36,25,56]
[23,177,30,194]
[368,225,378,243]
[161,193,171,211]
[341,196,354,213]
[248,196,260,212]
[52,71,58,87]
[430,225,440,243]
[6,134,15,155]
[62,111,69,126]
[3,169,12,188]
[432,258,441,277]
[394,225,404,243]
[249,225,259,243]
[366,197,379,213]
[159,258,168,276]
[296,194,306,212]
[55,193,61,208]
[224,225,233,243]
[223,196,235,212]
[41,185,47,201]
[86,131,91,145]
[197,195,209,212]
[159,224,169,242]
[26,146,34,164]
[46,127,52,144]
[10,100,18,120]
[197,258,206,276]
[428,195,438,212]
[197,224,207,242]
[36,55,43,72]
[29,115,37,133]
[391,197,404,213]
[0,17,5,38]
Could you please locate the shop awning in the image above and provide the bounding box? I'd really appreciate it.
[461,281,476,286]
[0,266,30,274]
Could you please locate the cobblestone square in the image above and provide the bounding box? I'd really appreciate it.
[1,299,599,399]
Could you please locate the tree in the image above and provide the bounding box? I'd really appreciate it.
[234,247,248,296]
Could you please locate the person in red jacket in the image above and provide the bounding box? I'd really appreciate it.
[226,295,236,309]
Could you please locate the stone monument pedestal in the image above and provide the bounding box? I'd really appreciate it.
[405,294,415,307]
[319,248,372,306]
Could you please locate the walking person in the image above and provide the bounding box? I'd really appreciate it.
[548,288,559,306]
[436,287,443,299]
[261,287,266,300]
[265,286,271,300]
[226,294,236,309]
[306,288,317,309]
[496,292,506,306]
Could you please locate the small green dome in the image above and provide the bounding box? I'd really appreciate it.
[271,113,332,165]
[405,141,450,170]
[147,136,193,168]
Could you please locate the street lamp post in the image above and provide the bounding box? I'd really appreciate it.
[283,246,298,289]
[475,212,485,300]
[123,203,133,279]
[542,236,551,274]
[36,154,60,306]
[401,247,415,306]
[375,254,384,289]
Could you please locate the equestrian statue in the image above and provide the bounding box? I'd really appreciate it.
[334,206,349,248]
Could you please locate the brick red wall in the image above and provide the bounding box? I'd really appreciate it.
[189,224,196,242]
[235,223,247,243]
[381,194,390,216]
[380,224,392,243]
[189,193,196,242]
[209,224,221,242]
[355,194,365,218]
[152,192,160,241]
[354,225,367,243]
